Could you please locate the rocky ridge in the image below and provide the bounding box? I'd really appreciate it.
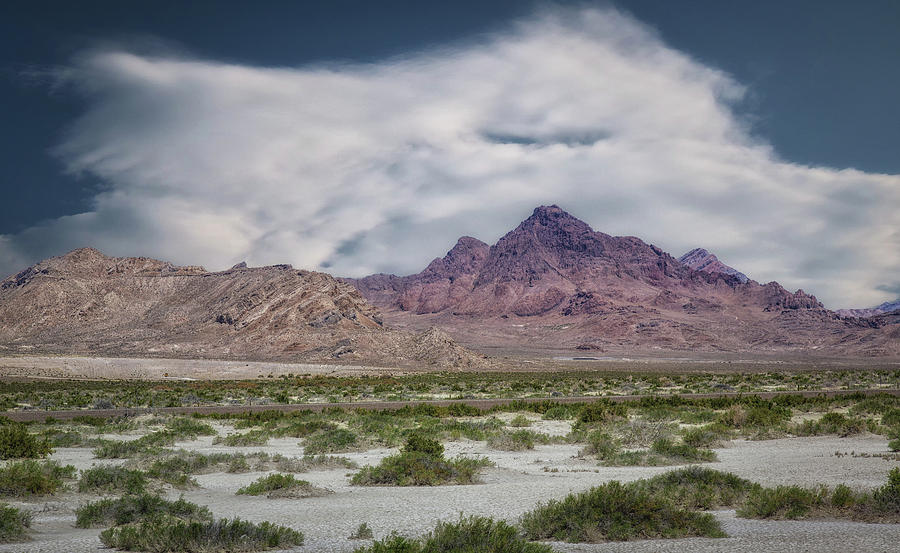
[351,206,896,356]
[0,248,488,368]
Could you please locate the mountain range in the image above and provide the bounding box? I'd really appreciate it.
[1,205,897,362]
[351,205,898,356]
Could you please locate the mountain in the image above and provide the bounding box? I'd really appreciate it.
[0,248,488,368]
[352,205,897,356]
[836,300,900,318]
[678,248,749,283]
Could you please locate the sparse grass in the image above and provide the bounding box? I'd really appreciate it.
[508,415,532,427]
[354,515,552,553]
[0,460,75,497]
[304,428,360,454]
[0,503,31,543]
[78,466,147,494]
[93,431,177,459]
[236,473,331,498]
[793,412,868,437]
[520,480,725,542]
[0,424,52,459]
[487,430,541,451]
[349,522,373,540]
[351,435,491,486]
[75,493,212,528]
[737,467,900,522]
[99,517,304,552]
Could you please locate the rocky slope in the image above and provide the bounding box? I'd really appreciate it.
[0,248,488,368]
[352,206,897,356]
[678,248,749,283]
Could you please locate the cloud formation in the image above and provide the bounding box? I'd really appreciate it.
[2,7,898,309]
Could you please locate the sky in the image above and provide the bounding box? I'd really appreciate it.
[1,0,899,309]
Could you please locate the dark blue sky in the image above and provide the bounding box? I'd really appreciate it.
[2,0,899,235]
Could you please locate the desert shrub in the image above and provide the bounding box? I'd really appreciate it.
[99,517,303,552]
[579,431,619,460]
[164,417,216,438]
[0,424,52,459]
[873,467,900,511]
[650,438,717,463]
[94,431,177,458]
[577,401,627,425]
[889,438,900,452]
[0,503,31,542]
[520,480,725,542]
[78,466,147,494]
[681,424,731,448]
[615,419,677,447]
[44,429,92,448]
[304,428,359,454]
[541,405,577,420]
[718,401,790,431]
[402,434,443,457]
[352,436,490,486]
[236,473,330,498]
[881,409,900,427]
[355,515,551,553]
[76,494,211,528]
[0,460,75,497]
[795,412,867,437]
[737,485,827,519]
[213,429,270,447]
[274,453,357,472]
[508,415,532,428]
[830,484,857,508]
[349,522,374,540]
[487,430,538,451]
[637,467,759,510]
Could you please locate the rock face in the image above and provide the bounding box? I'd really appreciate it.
[352,206,897,356]
[0,248,488,368]
[836,300,900,318]
[678,248,749,284]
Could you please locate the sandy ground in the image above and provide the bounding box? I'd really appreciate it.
[0,355,403,380]
[2,430,899,552]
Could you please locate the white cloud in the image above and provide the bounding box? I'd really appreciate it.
[2,6,898,309]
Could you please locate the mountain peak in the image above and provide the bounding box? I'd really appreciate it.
[679,247,749,283]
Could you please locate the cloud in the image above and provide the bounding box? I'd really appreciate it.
[2,6,898,309]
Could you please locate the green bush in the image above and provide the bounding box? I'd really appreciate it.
[165,417,216,438]
[508,415,532,428]
[636,467,759,510]
[100,517,304,552]
[873,467,900,510]
[681,424,731,448]
[520,480,725,542]
[0,424,52,459]
[0,503,32,542]
[487,430,537,451]
[304,428,359,454]
[349,522,374,540]
[78,466,147,494]
[76,494,212,528]
[650,438,716,463]
[352,436,490,486]
[94,431,177,458]
[0,460,75,497]
[354,515,551,553]
[236,473,329,498]
[541,405,576,420]
[577,401,627,425]
[737,485,827,519]
[579,431,619,460]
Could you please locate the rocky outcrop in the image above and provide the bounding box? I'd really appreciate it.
[678,248,749,283]
[0,249,488,368]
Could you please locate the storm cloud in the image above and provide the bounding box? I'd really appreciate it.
[2,7,898,309]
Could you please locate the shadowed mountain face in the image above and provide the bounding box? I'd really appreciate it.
[679,248,749,283]
[0,248,488,367]
[352,206,897,356]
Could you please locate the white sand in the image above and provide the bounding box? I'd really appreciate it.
[2,434,898,552]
